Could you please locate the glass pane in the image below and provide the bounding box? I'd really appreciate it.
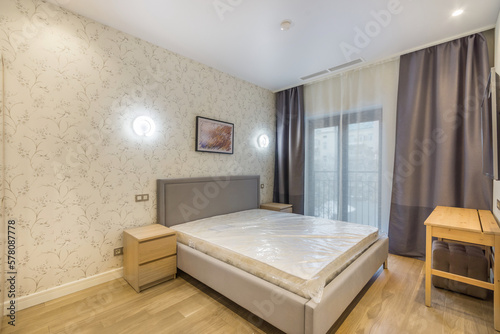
[313,126,339,220]
[346,121,379,227]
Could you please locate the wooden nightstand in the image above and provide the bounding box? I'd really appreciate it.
[123,224,177,292]
[260,202,293,213]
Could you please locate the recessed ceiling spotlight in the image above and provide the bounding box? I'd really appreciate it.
[452,9,464,17]
[280,20,292,31]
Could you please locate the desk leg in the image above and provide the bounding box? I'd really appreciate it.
[425,225,432,307]
[495,236,500,331]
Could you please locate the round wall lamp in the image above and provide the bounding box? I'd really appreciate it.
[258,134,270,148]
[133,116,155,137]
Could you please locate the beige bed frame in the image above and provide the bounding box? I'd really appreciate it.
[157,175,388,334]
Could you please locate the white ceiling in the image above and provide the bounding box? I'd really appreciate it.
[47,0,500,92]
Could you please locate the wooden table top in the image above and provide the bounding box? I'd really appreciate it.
[424,206,500,235]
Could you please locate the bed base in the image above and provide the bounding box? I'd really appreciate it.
[177,237,389,334]
[157,176,389,333]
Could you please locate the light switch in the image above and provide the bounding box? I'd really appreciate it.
[135,194,149,202]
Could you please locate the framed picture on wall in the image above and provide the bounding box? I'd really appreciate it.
[195,116,234,154]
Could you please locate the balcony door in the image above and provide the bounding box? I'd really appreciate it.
[307,109,382,228]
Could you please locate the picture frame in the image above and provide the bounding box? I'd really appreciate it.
[195,116,234,154]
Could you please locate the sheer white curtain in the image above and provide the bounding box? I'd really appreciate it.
[304,59,399,233]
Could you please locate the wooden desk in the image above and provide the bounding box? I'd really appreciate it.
[425,206,500,330]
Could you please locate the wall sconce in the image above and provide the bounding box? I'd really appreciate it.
[133,116,155,137]
[258,134,270,148]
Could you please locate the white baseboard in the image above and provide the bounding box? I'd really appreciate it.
[4,267,123,313]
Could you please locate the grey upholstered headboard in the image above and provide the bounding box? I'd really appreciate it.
[157,175,260,227]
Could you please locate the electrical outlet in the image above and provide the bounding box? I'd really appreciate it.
[497,199,500,210]
[114,247,123,256]
[135,194,149,202]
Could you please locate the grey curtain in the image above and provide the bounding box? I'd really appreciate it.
[274,86,305,214]
[389,33,492,258]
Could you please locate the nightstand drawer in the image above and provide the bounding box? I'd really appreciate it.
[138,256,176,287]
[138,235,176,264]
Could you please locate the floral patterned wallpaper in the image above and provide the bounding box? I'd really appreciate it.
[0,0,275,298]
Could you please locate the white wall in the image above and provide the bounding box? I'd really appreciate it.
[492,11,500,220]
[0,0,275,299]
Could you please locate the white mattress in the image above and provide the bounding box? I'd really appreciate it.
[171,209,379,302]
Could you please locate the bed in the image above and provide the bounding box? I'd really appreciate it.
[157,175,389,334]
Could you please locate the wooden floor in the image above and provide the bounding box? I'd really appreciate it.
[1,254,496,333]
